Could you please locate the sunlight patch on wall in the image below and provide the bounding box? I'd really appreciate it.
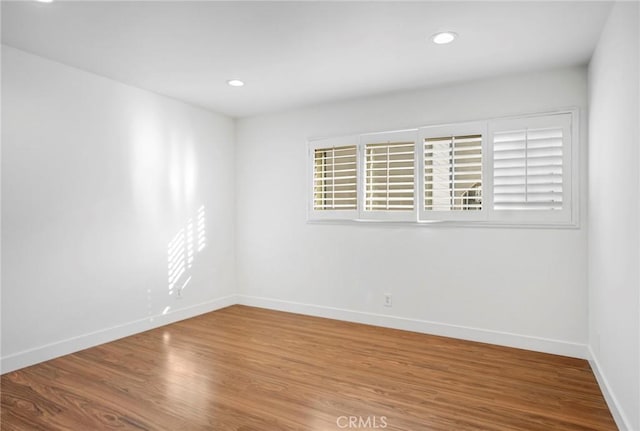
[184,145,197,205]
[167,206,207,297]
[131,113,164,227]
[197,205,206,252]
[168,133,198,208]
[169,142,182,206]
[168,227,186,295]
[187,217,194,269]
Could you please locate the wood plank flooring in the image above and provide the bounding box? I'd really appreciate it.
[1,305,616,430]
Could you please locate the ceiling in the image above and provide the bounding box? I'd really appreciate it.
[1,1,612,118]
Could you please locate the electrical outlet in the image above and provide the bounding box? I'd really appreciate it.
[384,293,392,307]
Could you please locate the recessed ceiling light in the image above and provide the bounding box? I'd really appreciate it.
[36,0,54,3]
[431,32,458,45]
[227,79,245,87]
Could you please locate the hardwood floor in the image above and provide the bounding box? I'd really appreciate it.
[1,305,616,430]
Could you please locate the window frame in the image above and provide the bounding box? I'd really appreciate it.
[359,129,418,222]
[418,122,488,222]
[307,109,579,228]
[308,135,360,221]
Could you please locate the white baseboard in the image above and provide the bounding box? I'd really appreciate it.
[1,293,590,376]
[0,294,238,374]
[588,346,632,431]
[237,295,589,359]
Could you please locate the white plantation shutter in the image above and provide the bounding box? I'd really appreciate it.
[418,123,485,221]
[489,113,573,223]
[493,129,562,210]
[361,130,417,221]
[308,137,359,220]
[313,145,357,210]
[424,135,483,210]
[365,142,415,210]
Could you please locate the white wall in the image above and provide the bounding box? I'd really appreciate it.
[1,46,236,372]
[236,66,589,357]
[588,2,640,430]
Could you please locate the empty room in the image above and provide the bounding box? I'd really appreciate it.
[1,1,639,430]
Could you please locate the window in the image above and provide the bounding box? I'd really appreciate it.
[489,113,573,224]
[308,110,577,226]
[419,122,486,221]
[314,146,357,210]
[361,130,417,221]
[308,136,359,220]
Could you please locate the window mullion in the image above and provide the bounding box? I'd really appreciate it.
[450,136,456,209]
